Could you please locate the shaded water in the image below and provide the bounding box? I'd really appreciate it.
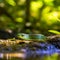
[0,47,60,60]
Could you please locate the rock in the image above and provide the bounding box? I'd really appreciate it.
[0,29,16,39]
[47,37,60,49]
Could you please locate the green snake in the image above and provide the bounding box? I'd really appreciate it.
[17,33,47,41]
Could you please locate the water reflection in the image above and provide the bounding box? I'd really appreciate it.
[0,42,60,60]
[0,47,60,60]
[0,52,60,60]
[0,53,26,60]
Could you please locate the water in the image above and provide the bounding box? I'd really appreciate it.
[0,52,60,60]
[0,45,60,60]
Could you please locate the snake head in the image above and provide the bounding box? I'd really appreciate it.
[17,33,29,40]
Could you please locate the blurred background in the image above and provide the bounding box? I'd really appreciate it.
[0,0,60,36]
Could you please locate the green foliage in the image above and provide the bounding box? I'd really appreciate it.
[5,0,16,6]
[48,30,60,34]
[0,0,60,36]
[0,0,3,3]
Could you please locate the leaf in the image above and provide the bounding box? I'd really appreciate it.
[48,30,60,34]
[5,0,16,6]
